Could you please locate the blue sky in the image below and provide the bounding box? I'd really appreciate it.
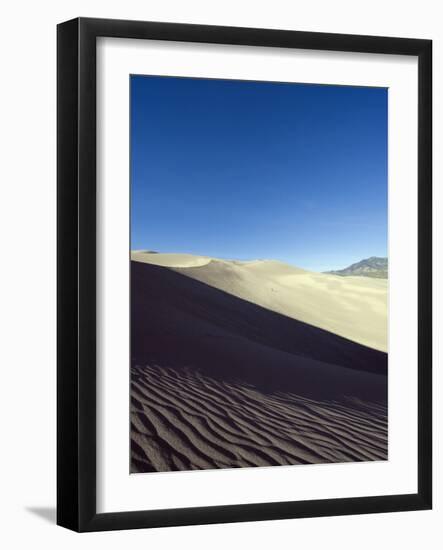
[131,75,387,272]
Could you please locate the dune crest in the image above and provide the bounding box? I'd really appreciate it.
[131,251,212,268]
[132,252,388,352]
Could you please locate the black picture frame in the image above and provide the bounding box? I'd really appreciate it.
[57,17,432,532]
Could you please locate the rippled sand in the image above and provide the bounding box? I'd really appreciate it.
[131,365,387,472]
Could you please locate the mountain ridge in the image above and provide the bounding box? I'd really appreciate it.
[326,257,388,279]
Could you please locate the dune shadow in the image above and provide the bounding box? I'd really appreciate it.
[131,261,387,403]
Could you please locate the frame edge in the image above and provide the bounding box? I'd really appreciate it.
[417,39,433,510]
[57,17,81,532]
[57,16,433,532]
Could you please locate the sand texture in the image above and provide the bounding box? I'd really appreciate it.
[130,257,388,473]
[131,365,387,472]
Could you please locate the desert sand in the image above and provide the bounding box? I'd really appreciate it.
[130,252,388,473]
[131,365,387,471]
[131,251,388,352]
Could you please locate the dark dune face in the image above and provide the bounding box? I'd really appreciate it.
[130,261,388,473]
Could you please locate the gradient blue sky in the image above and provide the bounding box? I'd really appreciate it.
[131,75,387,272]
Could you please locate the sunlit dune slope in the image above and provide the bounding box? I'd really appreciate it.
[131,251,388,352]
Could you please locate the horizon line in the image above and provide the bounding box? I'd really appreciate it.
[131,249,388,273]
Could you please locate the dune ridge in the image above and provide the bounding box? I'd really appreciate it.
[131,251,388,352]
[131,251,212,268]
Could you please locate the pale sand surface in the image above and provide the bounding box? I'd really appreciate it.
[131,251,211,268]
[131,251,388,352]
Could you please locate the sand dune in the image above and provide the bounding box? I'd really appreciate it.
[131,251,212,268]
[131,365,387,472]
[131,251,388,352]
[130,260,387,472]
[131,261,387,384]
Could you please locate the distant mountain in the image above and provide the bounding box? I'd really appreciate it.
[326,257,388,279]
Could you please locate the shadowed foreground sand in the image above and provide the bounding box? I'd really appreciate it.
[130,256,388,473]
[131,364,387,472]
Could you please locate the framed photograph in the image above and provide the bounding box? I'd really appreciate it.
[57,17,432,532]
